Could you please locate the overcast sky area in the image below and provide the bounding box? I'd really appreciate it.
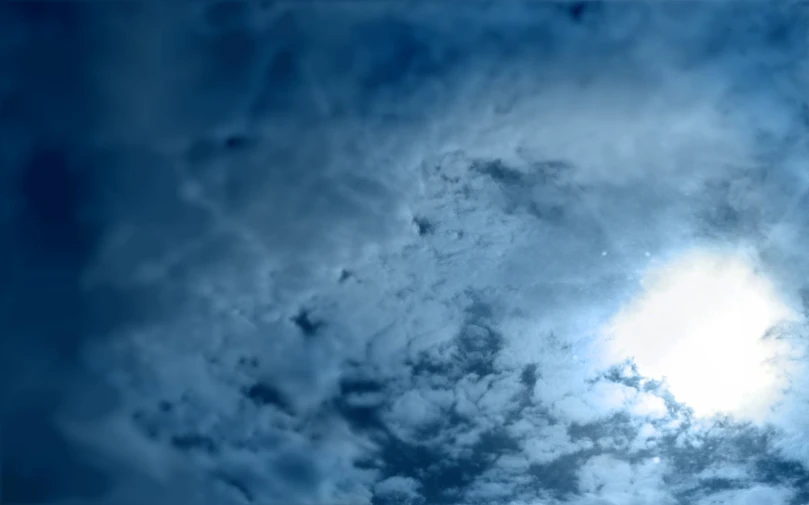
[6,2,809,504]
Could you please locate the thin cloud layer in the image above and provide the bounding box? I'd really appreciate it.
[5,2,809,505]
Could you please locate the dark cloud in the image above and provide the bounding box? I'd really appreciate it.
[243,381,292,414]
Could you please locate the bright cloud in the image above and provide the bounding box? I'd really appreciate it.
[607,248,797,420]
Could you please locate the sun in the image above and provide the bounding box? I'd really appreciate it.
[607,249,795,420]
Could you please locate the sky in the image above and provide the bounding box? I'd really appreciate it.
[4,1,809,504]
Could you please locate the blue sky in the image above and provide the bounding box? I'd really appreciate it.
[4,2,809,504]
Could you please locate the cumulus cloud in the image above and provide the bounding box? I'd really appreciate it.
[577,454,673,504]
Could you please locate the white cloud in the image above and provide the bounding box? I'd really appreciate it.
[550,381,637,425]
[577,455,675,505]
[387,389,451,439]
[696,485,794,505]
[629,392,669,419]
[374,476,422,503]
[518,421,583,465]
[629,423,659,453]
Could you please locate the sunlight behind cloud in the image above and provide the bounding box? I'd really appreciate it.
[607,249,795,420]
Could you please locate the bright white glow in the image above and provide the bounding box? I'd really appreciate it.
[607,249,794,419]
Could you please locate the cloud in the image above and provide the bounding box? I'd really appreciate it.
[695,485,794,505]
[7,2,809,505]
[577,454,673,504]
[374,475,422,504]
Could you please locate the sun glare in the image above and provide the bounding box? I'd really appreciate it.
[607,249,795,420]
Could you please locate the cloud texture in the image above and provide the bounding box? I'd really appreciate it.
[5,2,809,505]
